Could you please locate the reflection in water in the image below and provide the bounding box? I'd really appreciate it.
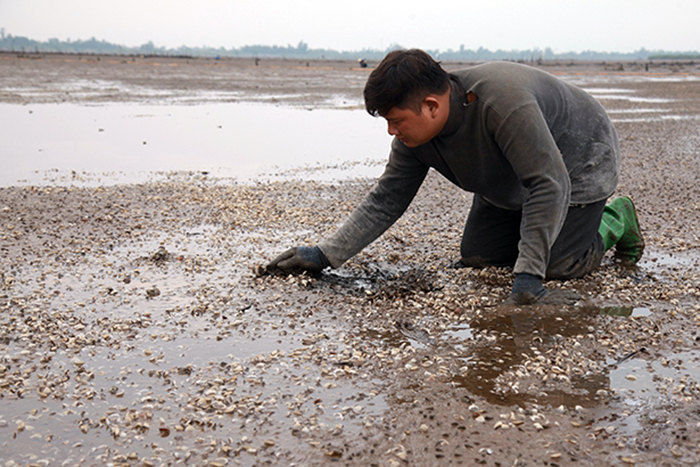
[600,305,651,317]
[387,304,654,408]
[451,305,612,408]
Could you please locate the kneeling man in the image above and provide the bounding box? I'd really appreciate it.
[268,49,644,304]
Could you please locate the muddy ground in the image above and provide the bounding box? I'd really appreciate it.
[2,53,700,466]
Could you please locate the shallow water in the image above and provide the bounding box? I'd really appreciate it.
[4,74,699,186]
[389,301,696,412]
[1,103,391,186]
[608,350,700,435]
[565,74,700,86]
[0,224,389,463]
[640,247,700,277]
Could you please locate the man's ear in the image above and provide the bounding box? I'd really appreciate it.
[424,96,441,117]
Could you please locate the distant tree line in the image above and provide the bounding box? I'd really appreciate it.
[1,30,699,61]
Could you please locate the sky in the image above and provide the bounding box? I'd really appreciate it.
[2,0,700,54]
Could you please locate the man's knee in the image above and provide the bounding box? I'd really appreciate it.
[459,254,517,269]
[546,246,605,280]
[458,255,491,269]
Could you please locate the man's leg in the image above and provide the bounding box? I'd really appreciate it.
[460,195,521,268]
[547,200,607,279]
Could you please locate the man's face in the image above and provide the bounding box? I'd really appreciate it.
[382,101,442,148]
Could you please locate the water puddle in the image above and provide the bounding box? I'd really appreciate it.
[639,247,700,278]
[612,115,700,123]
[1,103,391,187]
[593,95,677,104]
[607,350,700,436]
[574,83,696,122]
[607,108,670,114]
[442,324,474,354]
[565,74,700,86]
[447,306,605,407]
[583,87,636,94]
[599,305,652,317]
[384,302,693,417]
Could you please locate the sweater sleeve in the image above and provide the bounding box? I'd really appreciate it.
[318,140,429,268]
[493,103,571,278]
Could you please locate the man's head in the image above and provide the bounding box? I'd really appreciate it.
[364,49,451,148]
[364,49,450,117]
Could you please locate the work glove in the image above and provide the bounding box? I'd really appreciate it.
[505,272,548,305]
[266,246,330,273]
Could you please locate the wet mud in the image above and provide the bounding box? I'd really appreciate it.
[2,53,700,465]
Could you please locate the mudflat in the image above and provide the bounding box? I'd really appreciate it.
[2,52,700,465]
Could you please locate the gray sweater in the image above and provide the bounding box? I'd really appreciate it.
[319,62,619,278]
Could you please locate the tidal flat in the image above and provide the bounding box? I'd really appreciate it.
[2,53,700,465]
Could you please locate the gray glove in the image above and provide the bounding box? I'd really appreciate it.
[267,246,330,273]
[505,273,548,305]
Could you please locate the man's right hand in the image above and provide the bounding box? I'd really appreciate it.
[504,272,548,305]
[266,246,330,273]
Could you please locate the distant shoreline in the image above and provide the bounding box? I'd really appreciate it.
[3,50,700,68]
[2,32,699,61]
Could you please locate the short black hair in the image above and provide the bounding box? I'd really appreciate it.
[364,49,450,116]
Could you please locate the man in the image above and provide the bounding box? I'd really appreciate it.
[267,49,644,304]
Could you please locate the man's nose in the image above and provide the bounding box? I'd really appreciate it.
[387,122,398,136]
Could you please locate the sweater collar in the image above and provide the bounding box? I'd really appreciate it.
[437,75,468,138]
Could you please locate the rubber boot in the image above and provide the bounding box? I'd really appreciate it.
[598,196,645,264]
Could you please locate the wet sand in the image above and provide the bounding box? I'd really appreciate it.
[2,53,700,465]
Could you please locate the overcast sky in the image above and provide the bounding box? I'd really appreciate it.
[2,0,699,53]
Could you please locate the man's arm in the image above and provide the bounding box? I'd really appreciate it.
[267,143,428,273]
[318,144,430,267]
[494,103,572,280]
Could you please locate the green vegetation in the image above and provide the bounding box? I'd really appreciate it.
[1,29,698,61]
